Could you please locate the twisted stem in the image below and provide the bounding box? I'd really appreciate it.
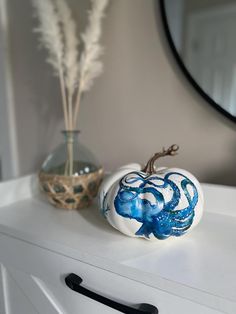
[142,144,179,174]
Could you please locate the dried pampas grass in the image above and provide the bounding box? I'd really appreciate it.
[73,0,109,128]
[32,0,109,131]
[32,0,69,129]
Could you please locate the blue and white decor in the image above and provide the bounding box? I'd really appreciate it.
[99,160,204,241]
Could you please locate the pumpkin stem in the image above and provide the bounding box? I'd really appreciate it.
[142,144,179,174]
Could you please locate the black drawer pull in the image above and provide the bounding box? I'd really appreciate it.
[65,273,159,314]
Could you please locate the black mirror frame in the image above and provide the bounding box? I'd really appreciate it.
[159,0,236,123]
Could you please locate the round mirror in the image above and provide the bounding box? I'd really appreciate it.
[160,0,236,122]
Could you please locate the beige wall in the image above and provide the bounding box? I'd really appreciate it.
[7,0,236,185]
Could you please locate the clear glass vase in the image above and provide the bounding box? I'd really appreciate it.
[39,131,104,210]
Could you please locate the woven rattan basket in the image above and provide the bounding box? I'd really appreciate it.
[39,168,103,210]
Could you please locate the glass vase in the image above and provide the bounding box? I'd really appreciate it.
[39,131,104,209]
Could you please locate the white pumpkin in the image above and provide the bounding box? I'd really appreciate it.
[99,145,204,240]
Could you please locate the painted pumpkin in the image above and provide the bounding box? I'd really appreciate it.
[99,145,204,240]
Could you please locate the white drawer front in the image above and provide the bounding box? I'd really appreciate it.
[0,234,223,314]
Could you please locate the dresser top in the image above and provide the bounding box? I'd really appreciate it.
[0,175,235,312]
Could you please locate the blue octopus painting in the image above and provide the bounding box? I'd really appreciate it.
[114,171,199,240]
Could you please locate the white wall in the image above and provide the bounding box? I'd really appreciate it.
[5,0,236,185]
[0,0,19,180]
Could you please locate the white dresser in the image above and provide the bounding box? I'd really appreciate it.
[0,175,235,314]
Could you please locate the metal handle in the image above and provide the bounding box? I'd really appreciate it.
[65,273,159,314]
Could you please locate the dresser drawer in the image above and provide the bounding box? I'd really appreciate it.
[0,234,223,314]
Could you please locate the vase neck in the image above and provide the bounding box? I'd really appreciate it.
[62,130,80,142]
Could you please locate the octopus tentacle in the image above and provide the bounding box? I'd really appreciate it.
[114,171,199,239]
